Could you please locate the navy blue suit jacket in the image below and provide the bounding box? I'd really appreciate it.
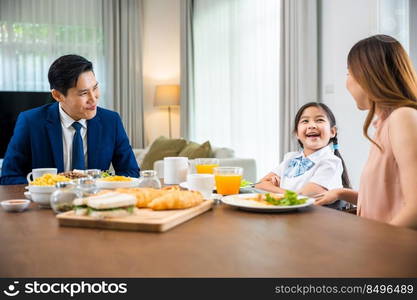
[0,102,139,185]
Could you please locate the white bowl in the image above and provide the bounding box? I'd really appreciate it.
[95,178,139,189]
[27,185,56,208]
[1,199,30,212]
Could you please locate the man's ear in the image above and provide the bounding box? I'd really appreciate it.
[51,89,64,102]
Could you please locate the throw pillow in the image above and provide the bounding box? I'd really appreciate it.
[178,141,213,159]
[141,136,187,170]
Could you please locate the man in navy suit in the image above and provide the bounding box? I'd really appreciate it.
[0,55,139,185]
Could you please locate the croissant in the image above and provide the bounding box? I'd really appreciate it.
[148,190,204,210]
[162,185,181,191]
[116,188,165,208]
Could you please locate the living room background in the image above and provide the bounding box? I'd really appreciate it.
[1,0,415,182]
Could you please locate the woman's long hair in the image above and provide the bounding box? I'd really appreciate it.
[347,34,417,149]
[293,102,351,189]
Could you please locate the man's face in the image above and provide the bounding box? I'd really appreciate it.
[52,71,99,120]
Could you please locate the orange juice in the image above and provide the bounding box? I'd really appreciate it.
[196,164,219,174]
[215,174,242,195]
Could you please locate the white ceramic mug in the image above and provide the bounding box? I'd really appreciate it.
[164,157,189,184]
[187,173,214,199]
[26,168,58,183]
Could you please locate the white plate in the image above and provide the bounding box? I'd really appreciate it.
[221,193,315,212]
[179,181,216,191]
[24,191,32,201]
[95,177,140,189]
[205,193,222,200]
[179,182,188,189]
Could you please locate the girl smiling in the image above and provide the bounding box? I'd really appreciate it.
[256,102,351,198]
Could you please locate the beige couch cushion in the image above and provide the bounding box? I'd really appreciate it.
[141,136,187,170]
[212,147,234,158]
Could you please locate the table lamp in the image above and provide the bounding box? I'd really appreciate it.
[154,84,180,138]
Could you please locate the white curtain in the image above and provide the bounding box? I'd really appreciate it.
[0,0,105,104]
[192,0,280,179]
[411,0,417,65]
[180,0,194,140]
[279,0,318,157]
[102,0,145,148]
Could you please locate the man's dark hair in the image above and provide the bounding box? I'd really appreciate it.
[48,54,93,96]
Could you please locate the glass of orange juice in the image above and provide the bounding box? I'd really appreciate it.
[195,158,220,174]
[213,167,243,195]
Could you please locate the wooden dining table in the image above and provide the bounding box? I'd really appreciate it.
[1,184,417,278]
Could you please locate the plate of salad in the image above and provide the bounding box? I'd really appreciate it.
[221,190,314,212]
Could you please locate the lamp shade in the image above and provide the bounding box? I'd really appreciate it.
[154,85,180,107]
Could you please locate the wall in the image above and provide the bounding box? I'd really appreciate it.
[320,0,378,189]
[143,0,181,146]
[142,0,387,188]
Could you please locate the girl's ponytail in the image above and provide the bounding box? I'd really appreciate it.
[331,136,351,189]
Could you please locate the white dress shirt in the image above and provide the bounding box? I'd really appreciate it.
[272,145,343,191]
[59,104,88,171]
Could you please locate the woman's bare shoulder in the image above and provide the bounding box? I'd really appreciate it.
[388,107,417,128]
[389,106,417,119]
[388,107,417,150]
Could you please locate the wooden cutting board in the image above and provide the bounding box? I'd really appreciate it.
[56,199,213,232]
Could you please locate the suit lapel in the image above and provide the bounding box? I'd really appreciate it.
[87,113,102,169]
[46,103,64,171]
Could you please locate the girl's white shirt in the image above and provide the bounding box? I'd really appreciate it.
[272,145,343,192]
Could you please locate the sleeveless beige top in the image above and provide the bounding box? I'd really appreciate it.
[357,115,404,223]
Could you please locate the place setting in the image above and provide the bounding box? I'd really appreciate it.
[179,161,315,213]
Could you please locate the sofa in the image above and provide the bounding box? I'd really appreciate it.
[132,146,257,182]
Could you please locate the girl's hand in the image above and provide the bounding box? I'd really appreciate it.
[260,172,279,186]
[314,189,340,206]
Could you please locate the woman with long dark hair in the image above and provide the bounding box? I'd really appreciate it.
[315,35,417,229]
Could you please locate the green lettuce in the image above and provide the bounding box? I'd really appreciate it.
[101,171,111,178]
[240,179,253,188]
[264,190,307,206]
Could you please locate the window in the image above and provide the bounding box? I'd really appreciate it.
[192,0,280,178]
[0,0,105,104]
[377,0,409,51]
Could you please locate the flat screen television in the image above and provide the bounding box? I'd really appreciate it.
[0,91,54,158]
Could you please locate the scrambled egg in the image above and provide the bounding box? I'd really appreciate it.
[30,174,70,186]
[101,175,132,182]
